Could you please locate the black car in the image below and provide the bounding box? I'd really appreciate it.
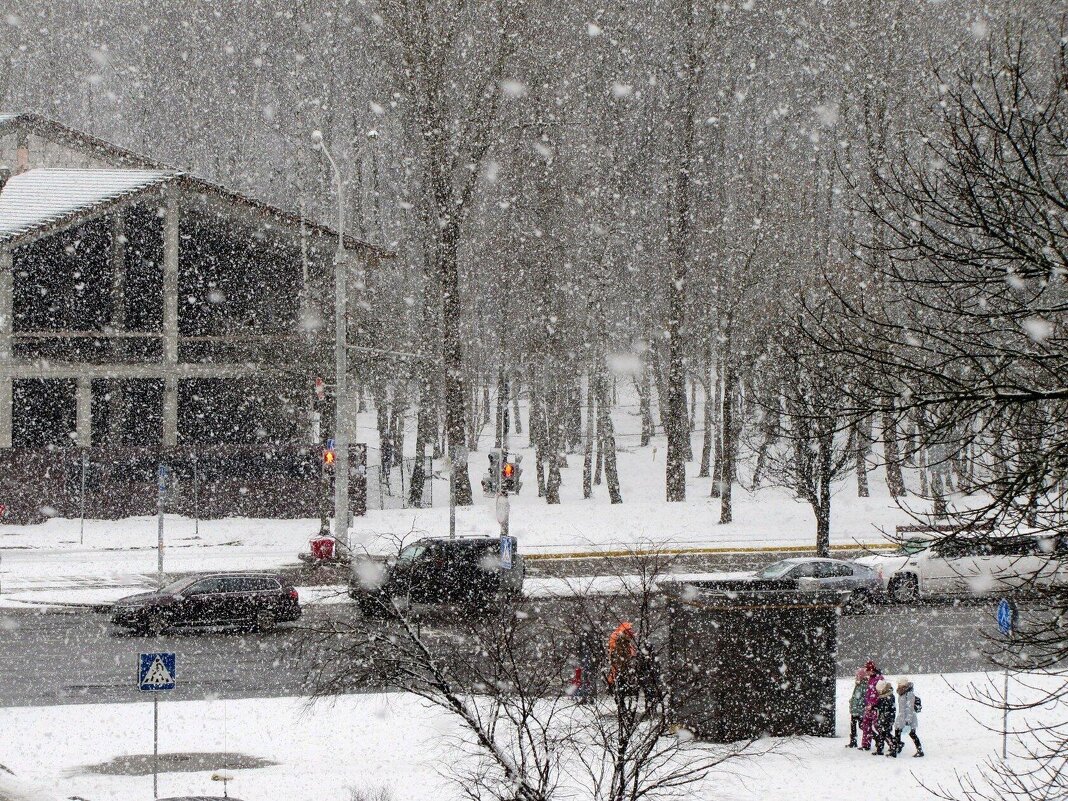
[349,536,525,616]
[111,572,301,634]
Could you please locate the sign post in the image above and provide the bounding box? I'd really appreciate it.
[139,652,176,800]
[156,465,169,590]
[79,449,88,545]
[996,598,1017,760]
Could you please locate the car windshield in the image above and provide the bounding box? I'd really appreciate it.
[756,561,797,579]
[397,544,427,564]
[160,576,198,594]
[894,539,931,556]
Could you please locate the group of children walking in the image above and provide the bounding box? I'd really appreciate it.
[847,660,924,758]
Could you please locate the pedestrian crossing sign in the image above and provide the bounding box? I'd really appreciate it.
[139,652,176,692]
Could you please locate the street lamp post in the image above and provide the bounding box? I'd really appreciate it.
[312,129,351,550]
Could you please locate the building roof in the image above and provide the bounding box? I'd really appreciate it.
[0,112,388,254]
[0,168,176,241]
[0,111,170,169]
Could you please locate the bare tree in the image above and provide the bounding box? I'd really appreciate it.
[301,549,755,801]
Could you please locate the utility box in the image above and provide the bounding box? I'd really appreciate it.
[663,579,843,742]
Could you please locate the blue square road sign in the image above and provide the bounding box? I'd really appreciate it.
[139,652,176,692]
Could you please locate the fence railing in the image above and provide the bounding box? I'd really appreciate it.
[0,444,432,524]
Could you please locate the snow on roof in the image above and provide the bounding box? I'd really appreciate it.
[0,167,177,241]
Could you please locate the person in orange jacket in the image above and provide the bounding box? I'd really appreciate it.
[606,621,638,696]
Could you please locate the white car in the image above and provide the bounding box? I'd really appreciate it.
[857,533,1067,603]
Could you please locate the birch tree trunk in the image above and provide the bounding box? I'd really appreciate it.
[597,366,623,504]
[583,371,595,499]
[719,363,735,524]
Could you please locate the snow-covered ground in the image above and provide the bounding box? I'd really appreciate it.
[0,672,1038,801]
[0,421,923,607]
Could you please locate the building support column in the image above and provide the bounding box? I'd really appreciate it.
[0,251,12,448]
[76,375,92,448]
[108,212,127,443]
[162,197,179,449]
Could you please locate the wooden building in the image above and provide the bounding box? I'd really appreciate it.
[0,113,382,522]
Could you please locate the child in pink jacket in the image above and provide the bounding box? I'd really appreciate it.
[859,660,883,751]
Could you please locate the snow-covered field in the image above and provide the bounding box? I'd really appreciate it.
[0,672,1036,801]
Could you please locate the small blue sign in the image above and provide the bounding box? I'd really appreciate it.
[326,438,335,451]
[500,535,515,570]
[996,598,1016,636]
[157,465,169,492]
[139,652,176,692]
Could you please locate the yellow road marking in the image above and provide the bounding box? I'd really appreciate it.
[524,542,897,562]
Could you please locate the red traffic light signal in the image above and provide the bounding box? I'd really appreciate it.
[502,462,515,480]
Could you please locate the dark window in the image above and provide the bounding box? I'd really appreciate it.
[222,576,277,593]
[789,563,818,579]
[819,562,853,578]
[990,537,1032,556]
[186,578,224,595]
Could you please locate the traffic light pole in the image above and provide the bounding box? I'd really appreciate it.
[497,443,510,540]
[314,131,352,552]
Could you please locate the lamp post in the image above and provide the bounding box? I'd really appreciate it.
[312,129,351,549]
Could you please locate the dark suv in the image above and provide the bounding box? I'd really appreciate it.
[349,536,525,616]
[110,572,301,634]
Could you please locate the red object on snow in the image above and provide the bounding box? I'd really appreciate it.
[311,537,335,561]
[570,667,582,689]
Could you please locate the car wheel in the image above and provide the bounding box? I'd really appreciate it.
[254,609,277,632]
[847,590,872,615]
[144,610,169,636]
[890,575,920,604]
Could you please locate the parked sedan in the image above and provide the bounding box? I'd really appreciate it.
[752,557,882,613]
[111,572,301,635]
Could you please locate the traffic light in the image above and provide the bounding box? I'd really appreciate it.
[323,445,336,472]
[501,455,523,494]
[482,451,501,495]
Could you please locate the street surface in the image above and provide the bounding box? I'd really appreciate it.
[0,600,1000,708]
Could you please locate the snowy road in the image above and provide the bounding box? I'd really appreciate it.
[0,601,998,708]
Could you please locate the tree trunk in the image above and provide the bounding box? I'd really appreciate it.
[854,414,870,498]
[719,363,735,524]
[530,380,546,497]
[709,363,723,499]
[752,391,779,489]
[566,377,582,453]
[373,382,393,473]
[511,376,522,435]
[495,369,507,449]
[698,361,713,478]
[597,367,623,504]
[815,429,834,557]
[638,360,654,446]
[545,374,562,504]
[391,383,408,471]
[439,222,473,505]
[882,403,906,496]
[583,371,595,499]
[689,380,698,433]
[408,382,433,508]
[649,340,672,435]
[918,447,929,496]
